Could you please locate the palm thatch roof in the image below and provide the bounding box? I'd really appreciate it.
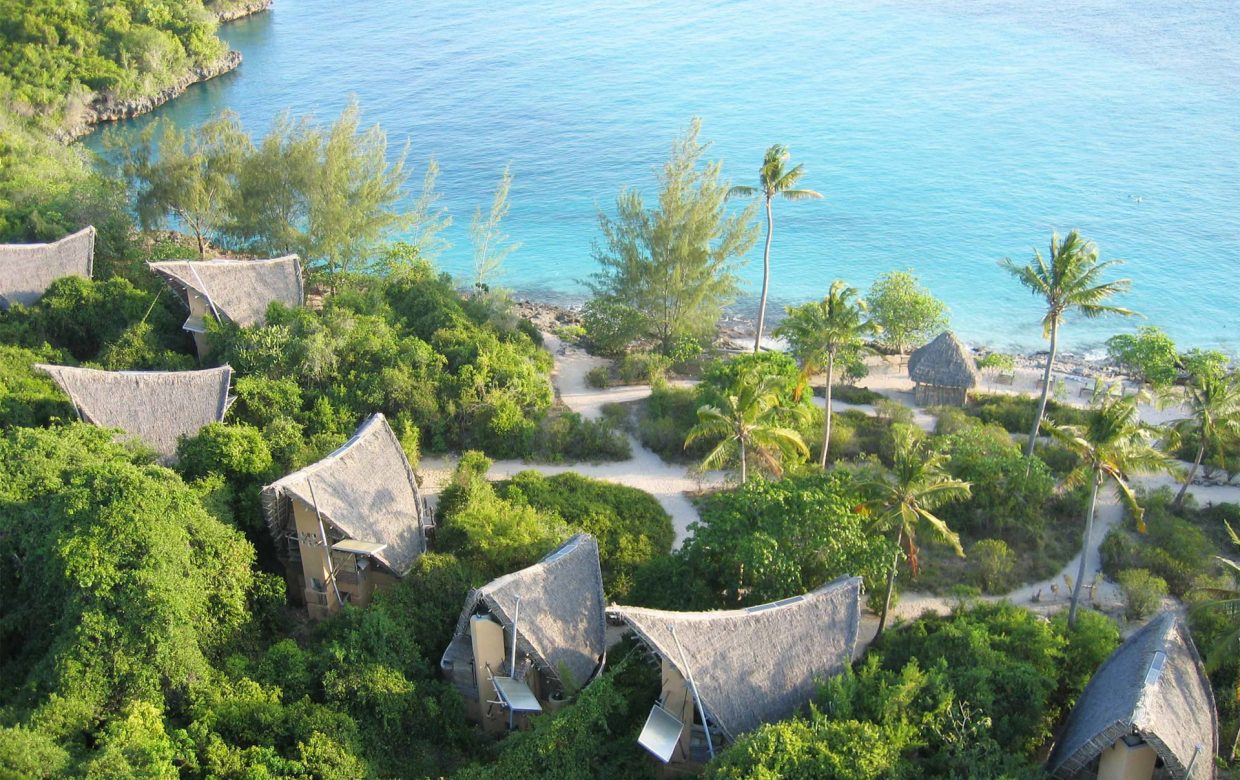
[613,576,862,743]
[0,226,95,309]
[148,256,303,328]
[908,331,980,389]
[261,413,426,577]
[1046,612,1217,779]
[447,534,606,690]
[35,364,231,461]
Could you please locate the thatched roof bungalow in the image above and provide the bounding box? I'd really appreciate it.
[1046,612,1217,780]
[441,534,607,731]
[0,226,95,309]
[612,576,862,764]
[36,364,231,462]
[907,330,980,406]
[261,413,427,618]
[148,256,303,356]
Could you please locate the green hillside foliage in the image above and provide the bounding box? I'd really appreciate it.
[0,0,227,118]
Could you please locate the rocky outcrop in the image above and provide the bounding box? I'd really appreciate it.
[61,51,242,140]
[214,0,274,22]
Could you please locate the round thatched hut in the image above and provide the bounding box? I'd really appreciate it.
[907,331,980,406]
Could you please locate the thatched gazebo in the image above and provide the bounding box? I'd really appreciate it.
[441,534,607,731]
[907,330,980,406]
[148,256,303,356]
[36,364,231,463]
[612,576,862,765]
[0,226,95,309]
[1046,612,1217,780]
[261,413,427,619]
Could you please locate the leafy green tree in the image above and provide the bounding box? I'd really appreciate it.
[1044,387,1172,627]
[864,426,971,635]
[588,119,758,354]
[1000,231,1135,458]
[116,111,251,256]
[1168,370,1240,506]
[865,270,948,354]
[682,471,894,606]
[728,144,822,352]
[686,371,809,483]
[775,280,878,467]
[1105,326,1179,388]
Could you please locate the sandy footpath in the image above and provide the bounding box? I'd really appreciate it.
[421,332,1238,630]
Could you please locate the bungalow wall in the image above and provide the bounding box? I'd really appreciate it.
[913,383,970,407]
[289,497,398,619]
[441,614,555,733]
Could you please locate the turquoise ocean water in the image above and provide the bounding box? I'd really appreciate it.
[87,0,1240,354]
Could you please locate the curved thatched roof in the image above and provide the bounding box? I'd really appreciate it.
[447,534,606,690]
[261,413,426,577]
[1047,612,1217,780]
[613,576,862,743]
[35,364,231,462]
[908,331,980,389]
[0,226,95,309]
[148,256,303,328]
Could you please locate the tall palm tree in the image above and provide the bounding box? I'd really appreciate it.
[1044,387,1173,628]
[774,280,878,467]
[729,145,823,354]
[1000,231,1134,458]
[1168,371,1240,507]
[864,426,971,636]
[685,372,809,484]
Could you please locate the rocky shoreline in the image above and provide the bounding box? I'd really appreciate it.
[512,297,1125,379]
[61,1,273,140]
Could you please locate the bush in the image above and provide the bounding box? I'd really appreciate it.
[617,351,671,385]
[500,471,673,599]
[873,398,914,426]
[582,298,644,357]
[584,365,610,389]
[966,393,1095,435]
[637,384,703,463]
[971,539,1015,593]
[831,384,883,405]
[530,411,631,463]
[1117,568,1168,620]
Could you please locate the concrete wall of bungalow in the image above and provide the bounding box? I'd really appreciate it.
[442,614,565,733]
[185,291,213,359]
[290,497,398,619]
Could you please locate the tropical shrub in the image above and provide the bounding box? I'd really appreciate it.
[585,365,610,389]
[971,539,1016,593]
[1117,568,1168,620]
[530,411,631,463]
[617,351,671,385]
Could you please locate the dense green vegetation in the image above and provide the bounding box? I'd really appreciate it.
[706,603,1121,779]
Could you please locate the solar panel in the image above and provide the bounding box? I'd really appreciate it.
[331,539,389,556]
[638,704,685,763]
[745,594,805,613]
[1143,651,1167,687]
[493,676,543,713]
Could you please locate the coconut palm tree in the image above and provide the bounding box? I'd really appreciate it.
[1044,386,1173,628]
[775,280,878,467]
[864,426,971,636]
[685,372,809,484]
[729,145,823,354]
[1000,231,1134,458]
[1168,371,1240,507]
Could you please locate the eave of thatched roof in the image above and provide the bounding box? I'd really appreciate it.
[0,226,95,309]
[908,331,980,389]
[1046,611,1218,780]
[446,534,607,690]
[613,576,862,743]
[148,256,303,328]
[35,364,231,462]
[261,413,426,577]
